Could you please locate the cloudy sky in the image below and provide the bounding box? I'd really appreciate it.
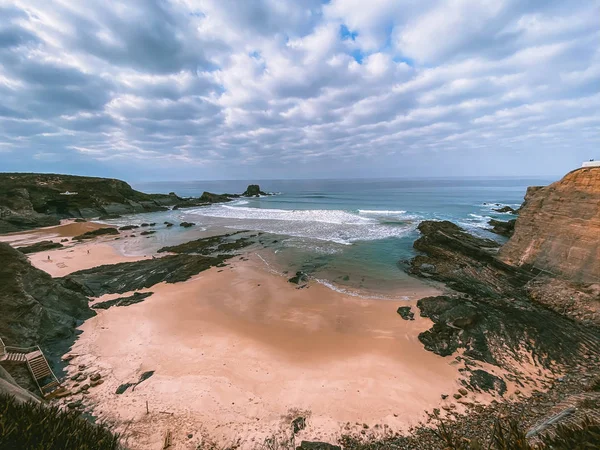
[1,0,599,180]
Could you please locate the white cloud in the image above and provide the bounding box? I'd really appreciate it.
[0,0,598,178]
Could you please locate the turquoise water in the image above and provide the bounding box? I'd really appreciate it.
[114,177,553,296]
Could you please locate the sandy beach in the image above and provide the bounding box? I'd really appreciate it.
[69,258,466,449]
[0,221,149,277]
[7,222,507,449]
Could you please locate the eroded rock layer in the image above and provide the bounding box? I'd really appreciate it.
[499,167,600,283]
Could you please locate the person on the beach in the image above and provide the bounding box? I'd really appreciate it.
[47,255,50,260]
[87,250,90,254]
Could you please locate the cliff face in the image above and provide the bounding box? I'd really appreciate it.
[0,173,179,233]
[0,242,93,349]
[499,167,600,283]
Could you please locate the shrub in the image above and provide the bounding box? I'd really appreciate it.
[0,393,120,450]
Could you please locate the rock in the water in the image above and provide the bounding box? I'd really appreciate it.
[396,306,415,320]
[118,225,139,230]
[158,232,252,255]
[0,242,93,348]
[16,240,63,254]
[288,271,308,284]
[140,230,155,236]
[179,222,195,228]
[164,222,174,227]
[92,292,153,309]
[242,184,268,197]
[500,167,600,283]
[199,192,234,203]
[73,227,119,240]
[493,206,517,214]
[487,218,516,237]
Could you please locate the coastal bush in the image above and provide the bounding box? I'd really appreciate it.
[339,415,600,449]
[0,393,120,450]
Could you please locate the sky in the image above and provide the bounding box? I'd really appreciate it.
[0,0,599,181]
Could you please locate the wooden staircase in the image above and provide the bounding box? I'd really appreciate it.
[0,337,62,398]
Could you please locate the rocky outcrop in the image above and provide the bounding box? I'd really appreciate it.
[408,221,531,298]
[91,292,153,310]
[0,243,93,349]
[157,231,252,255]
[499,167,600,283]
[407,221,600,376]
[526,277,600,326]
[16,240,64,254]
[242,184,268,197]
[0,174,272,233]
[487,218,516,237]
[61,254,231,296]
[73,227,119,240]
[0,173,181,233]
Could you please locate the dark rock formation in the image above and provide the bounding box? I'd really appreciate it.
[493,206,517,214]
[199,192,234,203]
[0,242,93,349]
[469,369,507,395]
[172,200,209,210]
[499,167,600,283]
[179,222,195,228]
[97,214,121,220]
[0,174,266,234]
[164,222,174,227]
[140,230,155,236]
[487,218,516,237]
[242,184,268,197]
[61,254,232,296]
[73,227,119,240]
[118,225,139,231]
[115,370,155,395]
[408,221,600,376]
[16,240,63,254]
[288,271,308,284]
[526,277,600,326]
[92,292,153,310]
[0,173,177,234]
[409,221,531,298]
[158,232,252,255]
[296,442,341,450]
[396,306,415,320]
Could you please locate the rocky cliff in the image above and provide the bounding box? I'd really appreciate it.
[0,173,179,233]
[0,242,93,349]
[0,173,267,233]
[499,167,600,283]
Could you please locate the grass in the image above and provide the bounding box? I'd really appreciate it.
[0,393,120,450]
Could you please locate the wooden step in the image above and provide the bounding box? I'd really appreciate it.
[28,357,52,380]
[41,380,60,393]
[2,352,27,363]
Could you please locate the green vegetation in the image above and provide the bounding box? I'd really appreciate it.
[0,393,120,450]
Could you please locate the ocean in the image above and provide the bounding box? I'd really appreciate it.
[103,177,554,298]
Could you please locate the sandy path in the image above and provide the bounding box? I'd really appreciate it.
[65,257,463,449]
